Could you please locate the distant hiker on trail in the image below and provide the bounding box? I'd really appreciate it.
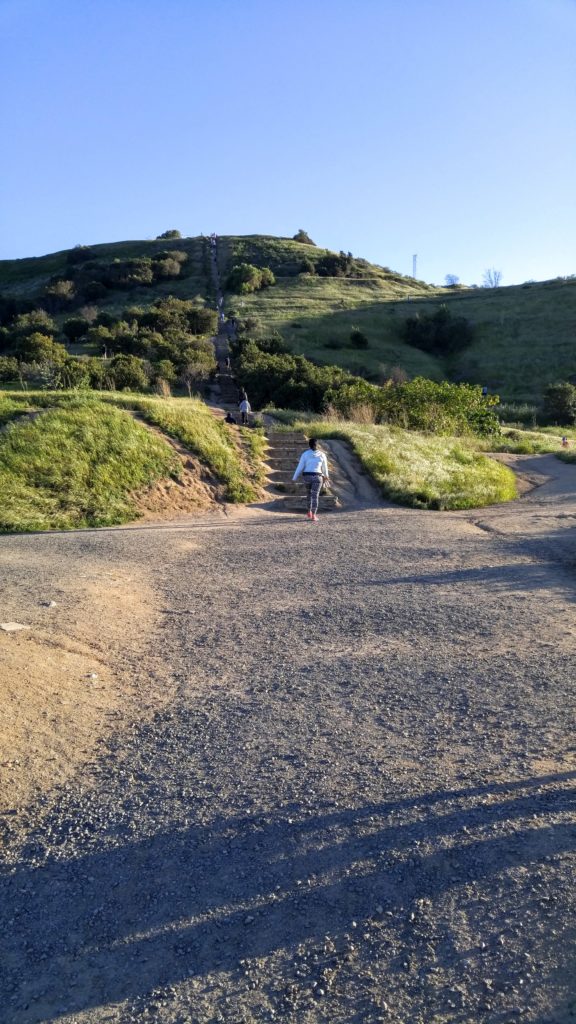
[239,397,251,426]
[293,438,329,523]
[561,435,570,448]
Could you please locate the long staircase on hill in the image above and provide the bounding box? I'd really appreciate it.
[208,237,338,512]
[265,431,340,513]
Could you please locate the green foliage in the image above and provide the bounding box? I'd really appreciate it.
[109,354,151,391]
[0,356,18,382]
[401,305,475,355]
[15,332,67,364]
[315,251,356,278]
[350,327,369,349]
[122,397,259,502]
[274,415,516,510]
[62,316,90,342]
[327,377,501,436]
[542,382,576,425]
[227,263,276,294]
[234,340,350,411]
[300,257,316,275]
[292,229,316,245]
[156,229,182,239]
[0,399,180,531]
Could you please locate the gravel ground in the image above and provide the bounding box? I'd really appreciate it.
[1,456,575,1024]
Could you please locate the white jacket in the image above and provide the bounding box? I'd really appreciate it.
[293,448,329,481]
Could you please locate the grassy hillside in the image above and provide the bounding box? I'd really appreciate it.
[220,236,576,403]
[0,237,209,301]
[2,233,576,404]
[0,392,261,531]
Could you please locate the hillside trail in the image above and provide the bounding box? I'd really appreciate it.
[1,433,575,1023]
[1,240,575,1022]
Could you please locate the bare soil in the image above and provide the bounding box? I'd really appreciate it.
[0,448,575,1024]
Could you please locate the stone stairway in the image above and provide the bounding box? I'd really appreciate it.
[265,431,340,512]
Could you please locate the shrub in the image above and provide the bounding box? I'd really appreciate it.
[300,257,316,275]
[15,333,67,364]
[327,377,501,436]
[315,251,355,278]
[109,354,150,391]
[156,229,182,239]
[350,327,369,349]
[401,305,475,355]
[62,317,90,343]
[292,229,316,245]
[0,356,18,381]
[227,263,276,294]
[542,382,576,424]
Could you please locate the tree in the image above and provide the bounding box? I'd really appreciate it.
[542,382,576,424]
[180,357,211,398]
[350,327,369,349]
[62,317,90,343]
[445,274,460,287]
[483,268,503,288]
[15,332,66,364]
[0,356,18,381]
[292,229,316,246]
[156,229,182,239]
[109,354,150,391]
[43,278,76,310]
[226,263,275,294]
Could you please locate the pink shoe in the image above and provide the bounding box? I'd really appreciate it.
[306,511,313,520]
[312,514,319,522]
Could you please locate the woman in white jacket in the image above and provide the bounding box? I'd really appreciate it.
[292,438,329,522]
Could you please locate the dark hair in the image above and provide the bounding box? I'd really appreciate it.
[308,437,318,449]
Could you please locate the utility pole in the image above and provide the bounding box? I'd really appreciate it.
[412,254,418,278]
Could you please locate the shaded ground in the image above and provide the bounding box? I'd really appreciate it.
[0,454,575,1024]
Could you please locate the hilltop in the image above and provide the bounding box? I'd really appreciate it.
[1,233,576,404]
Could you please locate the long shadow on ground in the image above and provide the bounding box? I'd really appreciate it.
[2,772,575,1021]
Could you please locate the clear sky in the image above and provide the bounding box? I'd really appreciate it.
[1,0,574,285]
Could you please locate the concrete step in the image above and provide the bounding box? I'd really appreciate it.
[271,495,340,513]
[268,432,306,440]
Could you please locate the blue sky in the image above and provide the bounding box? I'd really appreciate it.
[1,0,574,285]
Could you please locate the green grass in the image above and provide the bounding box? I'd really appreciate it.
[0,389,263,531]
[99,394,261,503]
[239,426,268,486]
[217,237,576,403]
[270,411,518,510]
[4,234,576,404]
[0,397,180,532]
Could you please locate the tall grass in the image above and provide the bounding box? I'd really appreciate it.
[101,394,260,502]
[270,411,517,510]
[0,398,180,532]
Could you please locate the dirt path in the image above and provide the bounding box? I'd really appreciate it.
[1,455,575,1023]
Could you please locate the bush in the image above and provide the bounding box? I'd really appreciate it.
[109,354,150,391]
[156,229,182,239]
[300,257,316,275]
[62,317,90,343]
[350,327,369,349]
[0,356,18,381]
[400,305,475,355]
[293,229,316,245]
[226,263,276,294]
[315,252,355,278]
[542,382,576,424]
[327,377,501,436]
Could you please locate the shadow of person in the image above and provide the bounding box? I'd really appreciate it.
[2,772,575,1021]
